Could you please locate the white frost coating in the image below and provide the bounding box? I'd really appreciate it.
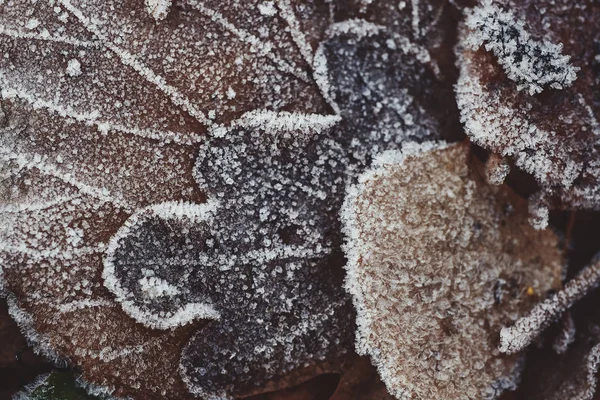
[500,257,600,354]
[455,47,583,204]
[258,1,277,17]
[324,19,440,82]
[139,275,181,299]
[0,25,100,47]
[275,0,314,65]
[342,141,450,368]
[13,372,124,400]
[0,0,359,397]
[0,149,135,211]
[392,33,440,78]
[146,0,172,21]
[230,110,341,136]
[370,140,449,168]
[103,200,221,330]
[410,0,420,37]
[25,18,41,30]
[1,78,204,145]
[312,45,341,114]
[325,19,385,40]
[577,344,600,400]
[341,142,562,399]
[66,58,82,77]
[185,0,310,83]
[464,1,579,95]
[58,0,214,127]
[485,153,510,186]
[528,198,549,231]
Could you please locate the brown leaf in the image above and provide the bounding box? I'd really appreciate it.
[456,0,600,220]
[0,0,461,398]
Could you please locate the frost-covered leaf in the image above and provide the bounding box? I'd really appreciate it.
[330,0,454,54]
[177,17,460,397]
[456,0,600,220]
[500,256,600,355]
[316,18,459,153]
[0,0,337,398]
[0,0,460,399]
[341,142,563,399]
[463,1,578,95]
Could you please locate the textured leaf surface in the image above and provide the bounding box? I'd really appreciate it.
[341,142,563,399]
[0,0,460,399]
[456,0,600,220]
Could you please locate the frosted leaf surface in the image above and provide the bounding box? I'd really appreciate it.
[103,201,222,330]
[0,0,330,132]
[316,19,459,156]
[485,153,511,186]
[463,1,578,95]
[0,0,459,399]
[341,142,563,399]
[500,255,600,354]
[330,0,453,53]
[0,0,338,398]
[146,0,172,21]
[179,16,461,398]
[456,0,600,212]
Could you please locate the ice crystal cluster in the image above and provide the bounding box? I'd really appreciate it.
[463,1,579,95]
[0,0,460,399]
[341,142,563,399]
[456,0,600,223]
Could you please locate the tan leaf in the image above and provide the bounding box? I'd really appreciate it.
[341,142,564,399]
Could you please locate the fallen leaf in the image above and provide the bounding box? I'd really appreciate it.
[341,141,563,399]
[455,0,600,224]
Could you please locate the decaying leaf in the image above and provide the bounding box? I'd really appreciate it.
[455,0,600,225]
[341,142,563,399]
[0,0,461,399]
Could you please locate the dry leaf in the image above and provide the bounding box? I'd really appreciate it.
[341,142,563,399]
[0,0,459,399]
[455,0,600,225]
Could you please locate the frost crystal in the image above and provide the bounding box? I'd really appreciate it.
[485,153,510,186]
[0,0,459,399]
[342,142,563,399]
[456,0,600,214]
[464,1,579,95]
[146,0,172,21]
[500,256,600,355]
[66,58,82,77]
